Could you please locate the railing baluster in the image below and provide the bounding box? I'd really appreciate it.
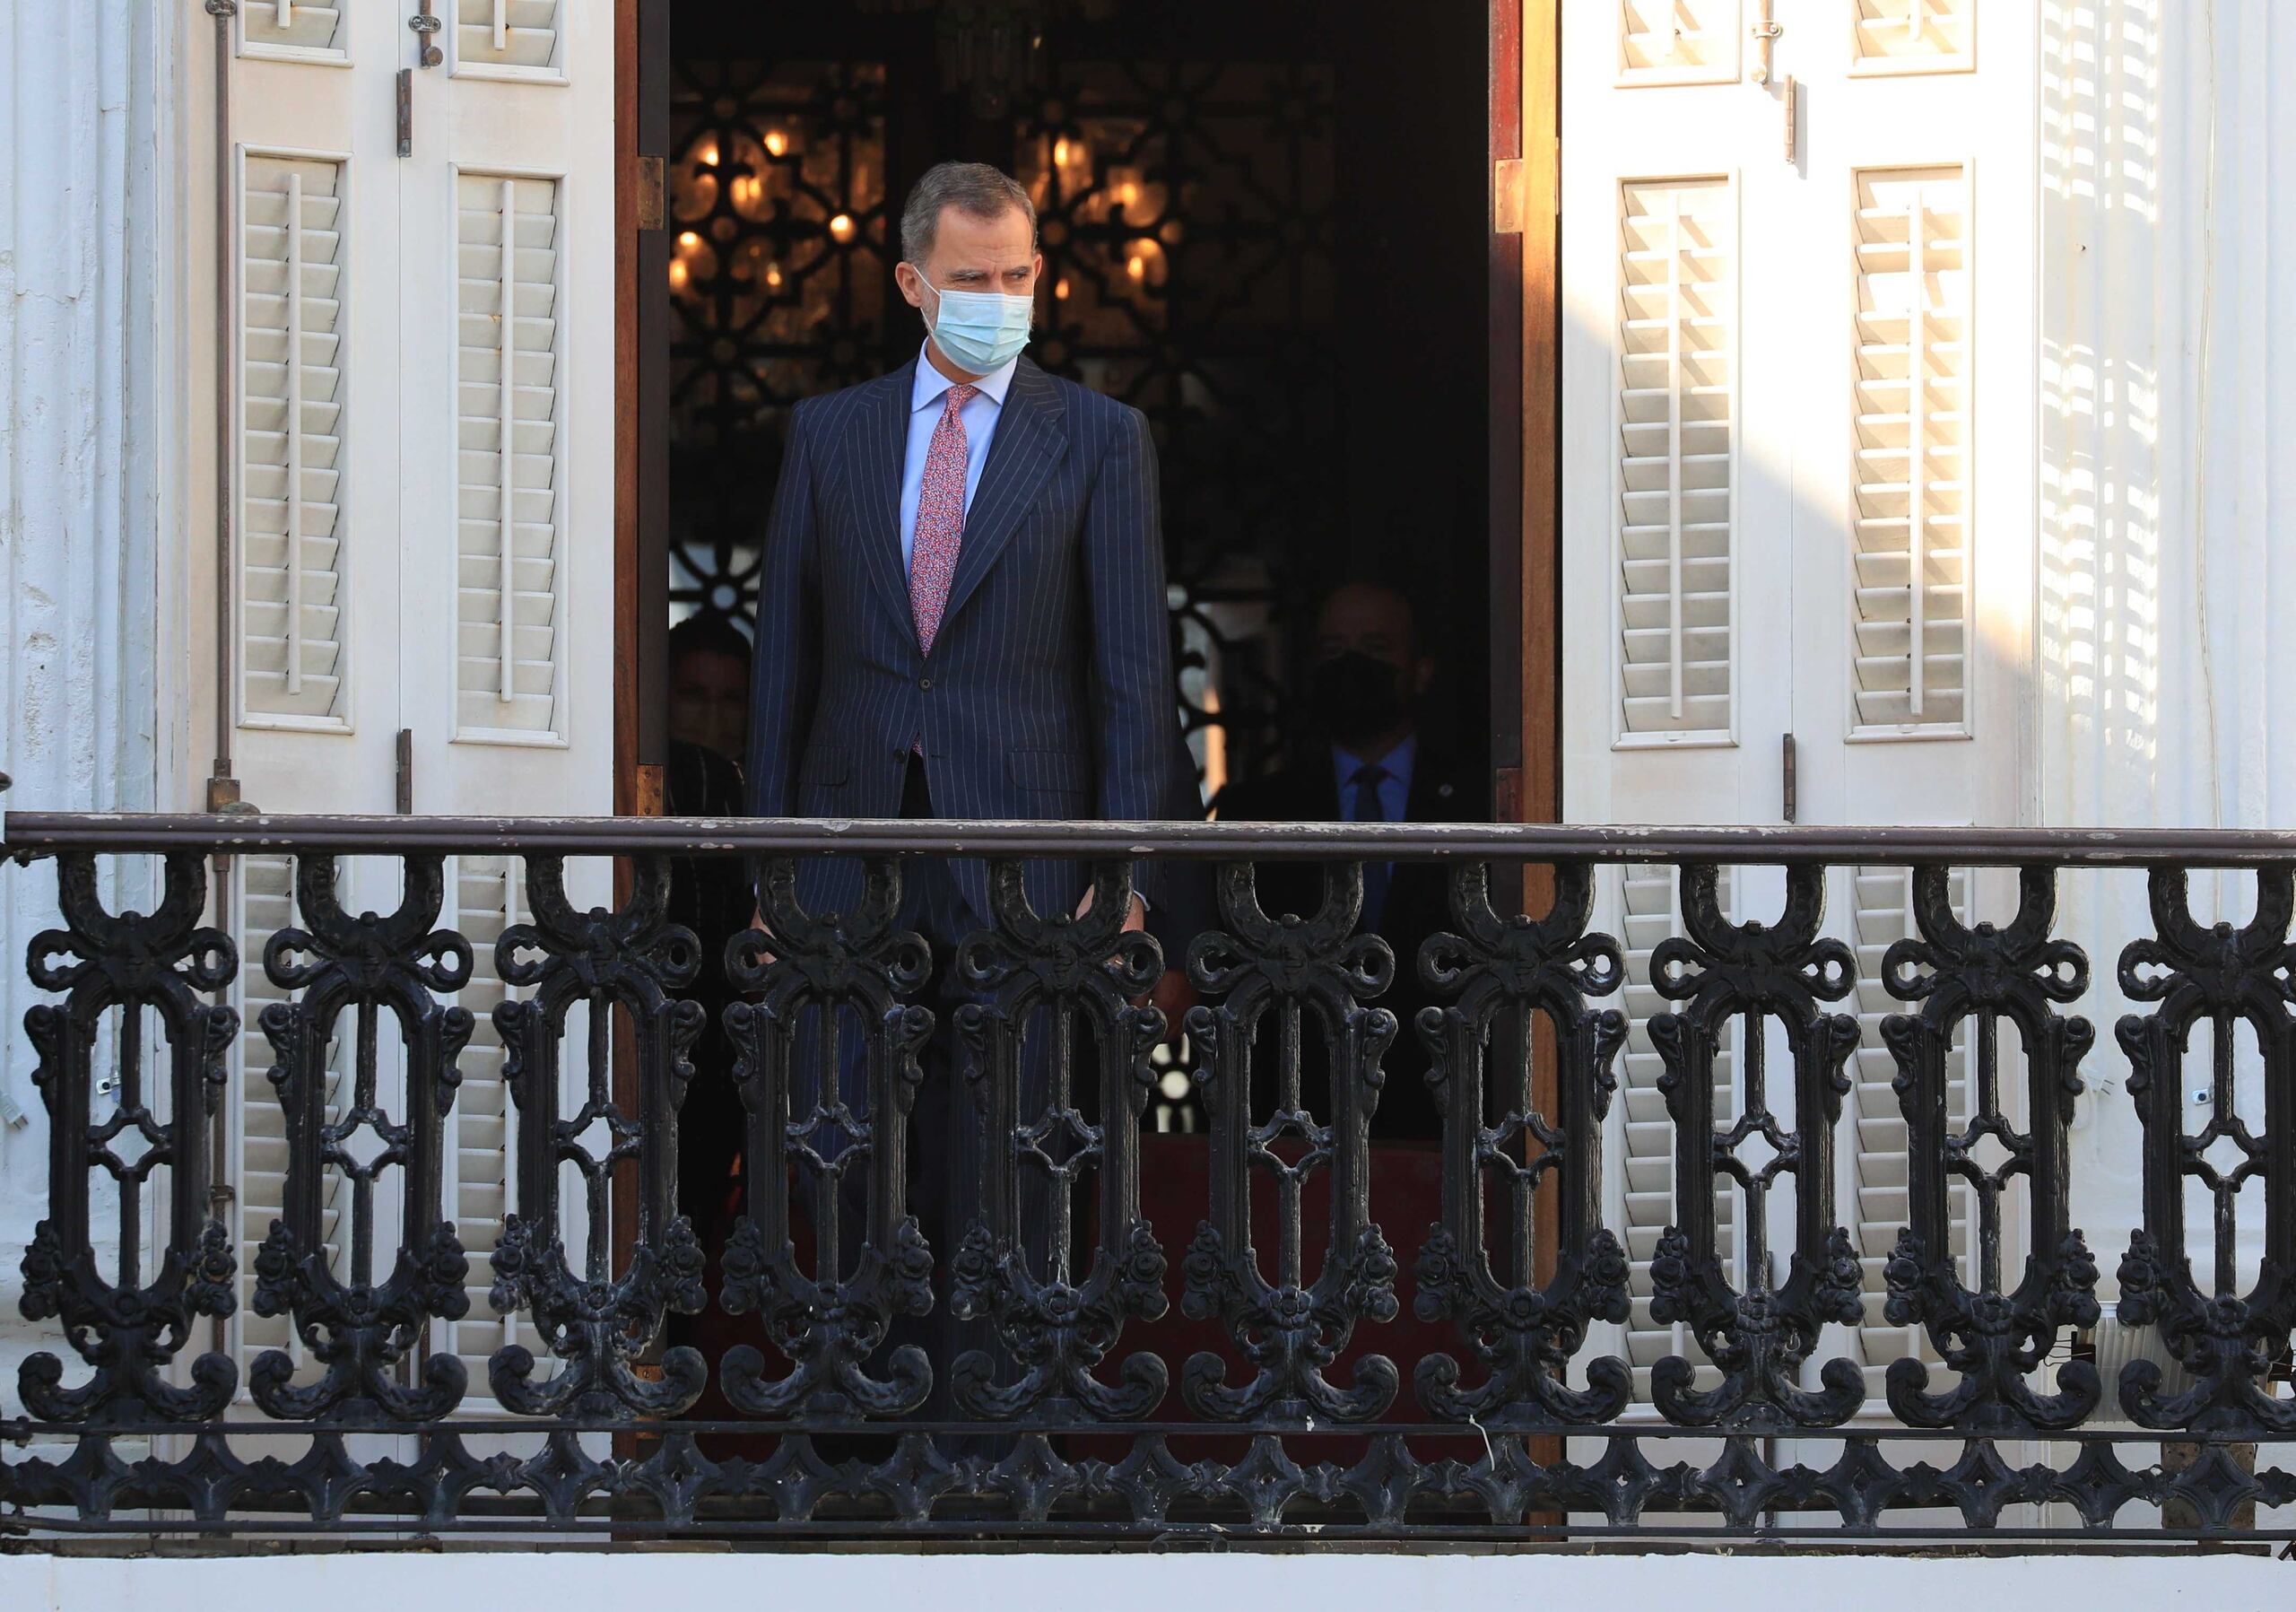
[1414,859,1632,1423]
[2115,864,2296,1433]
[247,853,474,1421]
[1180,860,1399,1421]
[947,858,1169,1419]
[18,851,239,1423]
[718,854,936,1416]
[1647,862,1866,1426]
[486,853,708,1416]
[1879,863,2101,1429]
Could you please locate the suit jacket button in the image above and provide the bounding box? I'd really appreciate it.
[918,676,933,691]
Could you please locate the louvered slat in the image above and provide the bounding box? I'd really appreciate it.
[239,1,346,58]
[455,0,563,78]
[1850,0,1974,75]
[1613,865,1736,1402]
[241,155,349,725]
[1851,167,1970,734]
[1617,178,1734,741]
[1616,0,1741,86]
[455,173,563,737]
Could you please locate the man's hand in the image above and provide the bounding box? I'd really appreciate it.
[1074,884,1147,933]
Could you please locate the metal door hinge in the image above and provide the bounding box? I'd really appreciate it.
[1781,732,1798,823]
[1783,74,1800,165]
[634,155,666,231]
[396,728,415,815]
[396,68,413,157]
[1493,157,1526,235]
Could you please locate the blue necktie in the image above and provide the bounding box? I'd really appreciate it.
[1350,762,1393,932]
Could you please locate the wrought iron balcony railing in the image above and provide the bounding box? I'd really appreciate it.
[3,811,2295,1546]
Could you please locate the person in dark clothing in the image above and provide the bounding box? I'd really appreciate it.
[1210,581,1476,1140]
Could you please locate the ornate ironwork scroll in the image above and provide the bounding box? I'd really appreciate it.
[1180,861,1399,1421]
[718,855,936,1416]
[487,856,708,1417]
[1647,864,1866,1427]
[2116,865,2296,1433]
[1413,861,1631,1424]
[949,859,1169,1419]
[1879,864,2101,1429]
[18,851,239,1424]
[248,855,474,1422]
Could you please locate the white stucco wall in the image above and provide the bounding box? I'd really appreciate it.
[0,0,170,1403]
[2039,0,2295,1272]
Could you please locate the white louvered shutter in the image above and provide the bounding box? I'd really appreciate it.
[240,153,350,727]
[1851,166,1970,736]
[455,174,564,740]
[455,0,566,81]
[1851,0,1975,75]
[238,1,348,62]
[1612,864,1737,1402]
[1615,176,1735,744]
[1615,0,1741,86]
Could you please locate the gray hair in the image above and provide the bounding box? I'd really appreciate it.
[899,161,1036,265]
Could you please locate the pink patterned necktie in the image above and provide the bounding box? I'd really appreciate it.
[909,381,978,653]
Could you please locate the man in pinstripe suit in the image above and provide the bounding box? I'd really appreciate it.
[748,161,1175,932]
[747,162,1178,1407]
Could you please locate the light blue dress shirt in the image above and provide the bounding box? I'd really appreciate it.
[1333,735,1416,822]
[898,342,1021,571]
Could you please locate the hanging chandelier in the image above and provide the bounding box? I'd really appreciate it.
[857,0,1119,118]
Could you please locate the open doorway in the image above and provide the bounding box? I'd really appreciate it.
[640,0,1501,803]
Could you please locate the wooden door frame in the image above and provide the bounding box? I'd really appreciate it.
[1491,0,1561,832]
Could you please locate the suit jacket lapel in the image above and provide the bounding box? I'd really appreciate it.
[939,357,1066,635]
[853,362,916,641]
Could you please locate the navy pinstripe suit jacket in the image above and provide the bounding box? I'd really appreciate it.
[747,354,1178,927]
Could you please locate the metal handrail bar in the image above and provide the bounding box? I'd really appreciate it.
[6,810,2295,864]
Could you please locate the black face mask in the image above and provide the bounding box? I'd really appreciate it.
[1309,651,1409,748]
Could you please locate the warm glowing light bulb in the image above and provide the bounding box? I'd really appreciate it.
[765,263,784,288]
[829,213,856,242]
[668,258,689,292]
[1054,276,1070,300]
[1054,137,1071,166]
[700,143,719,167]
[677,231,701,250]
[1126,253,1146,281]
[764,129,788,158]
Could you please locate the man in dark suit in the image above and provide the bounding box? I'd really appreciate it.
[1212,581,1476,1139]
[747,161,1178,1399]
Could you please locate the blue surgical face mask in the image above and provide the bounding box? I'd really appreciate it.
[918,272,1034,373]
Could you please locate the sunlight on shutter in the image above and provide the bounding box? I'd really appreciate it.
[1852,166,1970,736]
[1616,0,1742,87]
[1851,0,1975,76]
[1616,177,1735,744]
[455,0,565,81]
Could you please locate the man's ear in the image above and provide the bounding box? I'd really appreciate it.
[894,260,926,309]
